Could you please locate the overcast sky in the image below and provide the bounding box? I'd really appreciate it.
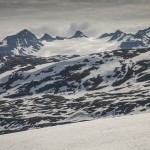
[0,0,150,40]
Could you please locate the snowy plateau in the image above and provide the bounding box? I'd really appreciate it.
[0,113,150,150]
[0,26,150,148]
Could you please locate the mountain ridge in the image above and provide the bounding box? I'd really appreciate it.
[99,27,150,49]
[0,27,150,56]
[0,29,43,55]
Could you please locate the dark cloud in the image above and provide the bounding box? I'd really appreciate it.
[0,0,149,8]
[0,0,150,40]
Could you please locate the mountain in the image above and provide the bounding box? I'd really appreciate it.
[1,27,150,135]
[39,34,67,41]
[69,31,88,39]
[0,29,43,55]
[0,47,150,134]
[39,31,88,42]
[99,27,150,49]
[55,36,67,40]
[39,33,55,42]
[99,32,114,39]
[120,27,150,49]
[1,27,150,56]
[136,27,150,38]
[99,30,132,42]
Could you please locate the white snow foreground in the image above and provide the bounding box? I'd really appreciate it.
[0,113,150,150]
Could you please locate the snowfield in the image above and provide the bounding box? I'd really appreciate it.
[0,113,150,150]
[34,38,120,57]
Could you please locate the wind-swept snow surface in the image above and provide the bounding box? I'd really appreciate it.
[35,38,119,57]
[0,113,150,150]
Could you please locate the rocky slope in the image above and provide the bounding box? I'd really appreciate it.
[0,47,150,134]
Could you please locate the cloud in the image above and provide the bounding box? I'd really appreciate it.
[69,22,90,33]
[0,0,150,40]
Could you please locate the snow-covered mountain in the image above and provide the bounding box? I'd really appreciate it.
[69,31,88,39]
[55,36,67,40]
[120,27,150,49]
[100,27,150,49]
[0,47,150,134]
[99,30,132,42]
[39,33,55,42]
[40,31,88,42]
[0,29,107,56]
[0,29,43,55]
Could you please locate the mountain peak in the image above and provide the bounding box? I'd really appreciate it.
[99,30,124,39]
[99,33,114,39]
[141,26,150,31]
[40,33,55,42]
[0,29,43,55]
[55,36,66,40]
[17,29,33,35]
[43,33,50,37]
[70,31,88,39]
[115,30,124,34]
[136,27,150,38]
[75,30,83,34]
[99,29,126,41]
[21,29,30,32]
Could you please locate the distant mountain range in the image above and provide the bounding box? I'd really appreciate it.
[99,27,150,49]
[0,27,150,134]
[0,27,150,56]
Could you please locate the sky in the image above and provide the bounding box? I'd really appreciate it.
[0,0,150,40]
